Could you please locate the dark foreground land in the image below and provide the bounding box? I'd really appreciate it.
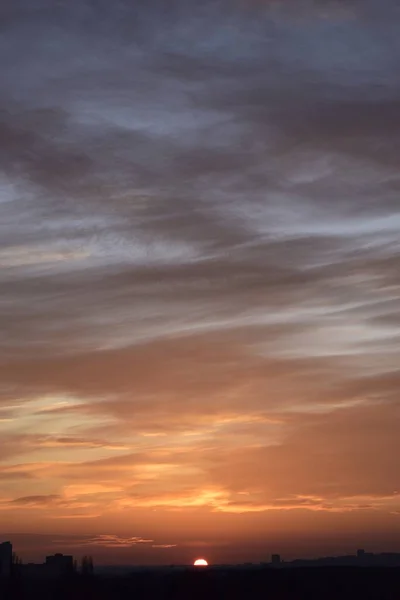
[1,567,400,599]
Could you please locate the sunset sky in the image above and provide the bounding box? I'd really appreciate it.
[0,0,399,565]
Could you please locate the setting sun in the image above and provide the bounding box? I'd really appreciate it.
[194,559,208,567]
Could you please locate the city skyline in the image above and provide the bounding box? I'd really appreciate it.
[3,538,400,570]
[1,0,400,565]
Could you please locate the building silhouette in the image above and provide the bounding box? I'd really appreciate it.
[45,553,74,576]
[0,541,12,577]
[271,554,281,566]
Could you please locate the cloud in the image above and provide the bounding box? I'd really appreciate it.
[205,399,400,502]
[71,534,154,548]
[9,495,61,506]
[0,0,399,561]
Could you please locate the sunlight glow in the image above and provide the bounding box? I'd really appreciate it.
[194,558,208,566]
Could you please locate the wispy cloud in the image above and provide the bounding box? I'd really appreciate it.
[72,535,154,548]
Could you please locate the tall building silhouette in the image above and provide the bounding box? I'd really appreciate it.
[271,554,281,566]
[0,541,12,577]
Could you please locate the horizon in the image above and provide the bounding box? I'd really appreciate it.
[1,0,400,566]
[3,533,400,566]
[3,535,400,567]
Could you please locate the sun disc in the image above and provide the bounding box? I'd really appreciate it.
[194,558,208,566]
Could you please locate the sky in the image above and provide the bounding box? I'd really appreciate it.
[0,0,399,565]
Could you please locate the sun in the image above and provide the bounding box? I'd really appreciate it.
[194,558,208,567]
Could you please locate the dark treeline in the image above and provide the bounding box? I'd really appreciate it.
[1,567,400,600]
